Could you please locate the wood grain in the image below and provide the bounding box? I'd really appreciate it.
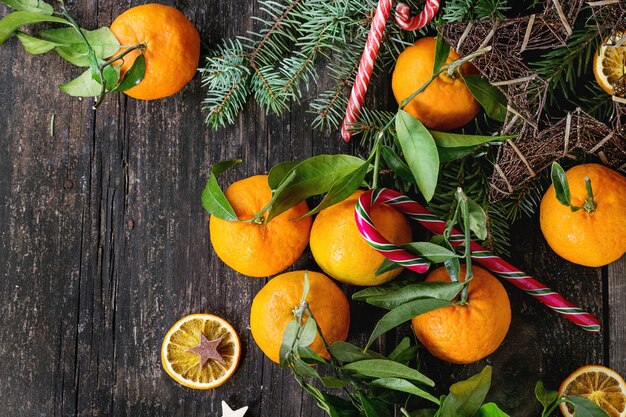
[0,1,619,417]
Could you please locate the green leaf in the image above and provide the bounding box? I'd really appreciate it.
[365,282,464,310]
[462,75,508,122]
[58,69,103,97]
[409,409,437,417]
[298,317,317,347]
[297,159,370,218]
[342,359,434,386]
[359,393,384,417]
[438,146,480,163]
[477,403,510,417]
[1,0,53,14]
[444,257,461,282]
[366,298,451,348]
[433,36,450,73]
[200,160,241,221]
[371,378,440,405]
[328,341,384,363]
[402,242,458,263]
[298,346,327,365]
[268,160,300,189]
[0,11,68,44]
[265,154,366,223]
[279,319,298,368]
[430,130,516,148]
[39,26,120,66]
[567,396,610,417]
[466,198,488,240]
[352,286,389,301]
[375,258,402,276]
[102,64,120,91]
[381,145,414,183]
[550,162,571,206]
[535,381,558,414]
[301,381,360,417]
[114,54,145,92]
[293,356,320,379]
[439,366,492,417]
[395,110,439,201]
[320,376,349,388]
[388,337,411,361]
[15,31,58,53]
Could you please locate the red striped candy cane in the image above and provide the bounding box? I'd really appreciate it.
[341,0,439,142]
[354,188,601,332]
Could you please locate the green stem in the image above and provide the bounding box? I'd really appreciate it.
[583,176,596,212]
[105,43,146,66]
[542,397,567,417]
[458,188,474,304]
[59,3,105,107]
[371,133,382,189]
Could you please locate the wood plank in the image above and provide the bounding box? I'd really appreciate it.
[608,256,626,376]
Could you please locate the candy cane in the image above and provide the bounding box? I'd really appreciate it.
[341,0,439,142]
[354,188,601,332]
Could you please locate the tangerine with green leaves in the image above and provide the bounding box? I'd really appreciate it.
[392,37,480,131]
[110,3,200,100]
[309,190,412,286]
[540,164,626,267]
[411,265,511,364]
[250,270,350,364]
[209,175,312,277]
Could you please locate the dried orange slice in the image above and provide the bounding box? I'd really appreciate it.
[559,365,626,417]
[594,32,626,96]
[161,314,241,389]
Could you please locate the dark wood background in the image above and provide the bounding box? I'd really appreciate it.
[0,1,624,416]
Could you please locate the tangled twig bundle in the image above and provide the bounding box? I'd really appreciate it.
[441,0,626,201]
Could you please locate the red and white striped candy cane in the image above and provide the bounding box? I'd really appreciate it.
[341,0,440,142]
[354,188,601,332]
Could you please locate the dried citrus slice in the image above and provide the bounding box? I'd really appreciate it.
[559,365,626,417]
[594,32,626,96]
[161,313,241,389]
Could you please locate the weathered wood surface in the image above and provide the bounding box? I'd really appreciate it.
[0,1,623,416]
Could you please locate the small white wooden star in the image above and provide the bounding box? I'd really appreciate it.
[221,401,248,417]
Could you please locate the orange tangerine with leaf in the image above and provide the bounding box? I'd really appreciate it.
[110,4,200,100]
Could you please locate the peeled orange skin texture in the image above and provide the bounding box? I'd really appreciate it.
[392,37,480,131]
[161,314,241,390]
[558,365,626,417]
[110,4,200,100]
[250,270,350,364]
[540,164,626,267]
[209,175,312,277]
[411,265,511,364]
[309,190,412,286]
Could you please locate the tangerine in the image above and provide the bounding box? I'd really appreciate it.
[411,265,511,364]
[110,4,200,100]
[540,164,626,267]
[309,190,412,286]
[209,175,312,277]
[392,37,480,131]
[250,270,350,364]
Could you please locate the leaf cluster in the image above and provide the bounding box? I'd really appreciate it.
[0,0,146,106]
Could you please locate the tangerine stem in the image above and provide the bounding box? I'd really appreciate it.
[458,188,473,304]
[583,176,597,212]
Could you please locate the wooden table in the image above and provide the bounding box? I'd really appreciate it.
[0,2,624,416]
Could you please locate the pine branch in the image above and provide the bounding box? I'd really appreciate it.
[441,0,510,23]
[200,39,251,129]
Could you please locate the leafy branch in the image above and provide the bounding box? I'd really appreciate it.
[0,0,146,106]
